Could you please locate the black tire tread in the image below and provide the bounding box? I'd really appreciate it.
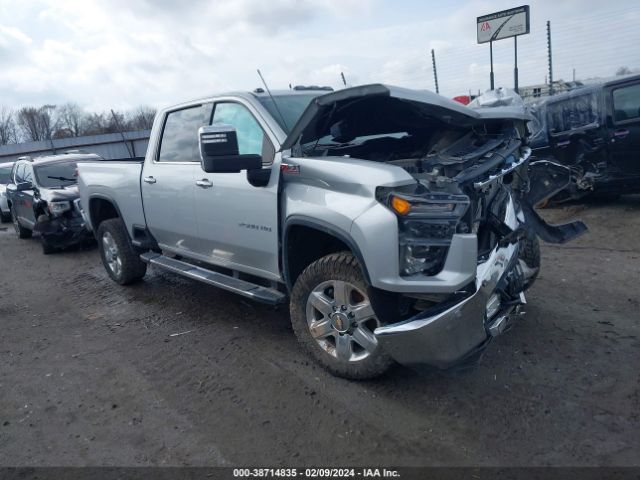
[97,218,147,285]
[290,251,393,380]
[11,207,32,239]
[520,232,541,290]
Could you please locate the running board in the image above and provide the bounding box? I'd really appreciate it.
[140,252,286,305]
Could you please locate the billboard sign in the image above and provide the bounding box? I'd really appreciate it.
[477,5,530,44]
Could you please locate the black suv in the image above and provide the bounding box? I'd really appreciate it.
[530,74,640,201]
[6,153,100,253]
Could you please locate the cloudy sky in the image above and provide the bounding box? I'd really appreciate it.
[0,0,638,111]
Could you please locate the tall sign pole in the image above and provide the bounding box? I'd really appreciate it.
[489,41,494,90]
[477,5,530,91]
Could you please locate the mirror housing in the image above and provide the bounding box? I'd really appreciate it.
[15,181,33,192]
[198,125,262,173]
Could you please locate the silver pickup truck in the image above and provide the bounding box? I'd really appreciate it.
[78,84,585,379]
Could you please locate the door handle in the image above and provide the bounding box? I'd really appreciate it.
[613,129,629,139]
[143,176,157,184]
[196,179,213,188]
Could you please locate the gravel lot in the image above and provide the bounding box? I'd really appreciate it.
[0,198,638,467]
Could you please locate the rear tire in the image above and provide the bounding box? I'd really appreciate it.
[11,206,32,239]
[97,218,147,285]
[0,209,10,223]
[290,252,394,380]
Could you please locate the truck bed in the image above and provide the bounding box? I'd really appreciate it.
[77,160,146,234]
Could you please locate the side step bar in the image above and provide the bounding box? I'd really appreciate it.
[140,252,286,305]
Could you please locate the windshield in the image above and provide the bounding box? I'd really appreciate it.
[0,165,12,184]
[34,161,79,188]
[257,94,318,134]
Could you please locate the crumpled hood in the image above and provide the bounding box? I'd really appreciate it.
[281,83,530,151]
[39,184,79,202]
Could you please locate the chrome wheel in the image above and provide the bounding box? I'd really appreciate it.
[102,231,122,277]
[305,280,380,362]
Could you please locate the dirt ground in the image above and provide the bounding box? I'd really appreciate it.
[0,197,638,467]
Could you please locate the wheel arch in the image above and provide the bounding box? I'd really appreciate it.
[283,216,371,292]
[88,194,121,231]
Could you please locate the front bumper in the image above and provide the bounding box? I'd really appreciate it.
[35,213,91,248]
[374,197,525,369]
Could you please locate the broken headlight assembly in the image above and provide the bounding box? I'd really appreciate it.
[48,200,72,216]
[378,188,470,276]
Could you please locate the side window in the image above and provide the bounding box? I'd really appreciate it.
[613,83,640,122]
[211,102,273,165]
[24,166,33,184]
[14,164,25,183]
[158,105,209,162]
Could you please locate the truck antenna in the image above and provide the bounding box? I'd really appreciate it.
[257,69,289,132]
[110,109,134,159]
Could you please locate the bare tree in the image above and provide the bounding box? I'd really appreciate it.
[80,112,107,136]
[17,105,58,142]
[616,66,632,76]
[0,107,18,145]
[56,103,84,137]
[127,106,156,131]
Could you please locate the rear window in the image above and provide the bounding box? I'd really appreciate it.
[547,91,599,134]
[34,161,78,188]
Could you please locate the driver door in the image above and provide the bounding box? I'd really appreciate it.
[193,101,280,279]
[608,81,640,174]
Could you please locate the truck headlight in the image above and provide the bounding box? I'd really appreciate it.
[378,189,470,277]
[48,201,71,216]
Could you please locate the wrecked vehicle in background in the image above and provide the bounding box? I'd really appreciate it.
[528,74,640,202]
[6,153,99,253]
[79,84,586,379]
[0,161,15,222]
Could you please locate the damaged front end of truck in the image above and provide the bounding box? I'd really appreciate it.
[284,84,587,371]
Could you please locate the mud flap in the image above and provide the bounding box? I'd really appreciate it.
[520,199,587,244]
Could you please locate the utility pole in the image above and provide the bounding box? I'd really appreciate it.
[431,49,439,94]
[547,20,554,96]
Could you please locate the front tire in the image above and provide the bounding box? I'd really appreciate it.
[519,231,541,290]
[11,206,32,239]
[290,252,393,380]
[41,236,57,255]
[97,218,147,285]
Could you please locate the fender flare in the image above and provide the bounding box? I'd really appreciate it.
[282,215,372,291]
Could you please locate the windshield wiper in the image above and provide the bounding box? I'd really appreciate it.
[47,176,76,182]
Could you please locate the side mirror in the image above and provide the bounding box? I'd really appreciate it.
[198,125,262,173]
[15,181,33,192]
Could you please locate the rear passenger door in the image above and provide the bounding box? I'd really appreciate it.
[141,104,212,256]
[193,100,281,279]
[608,81,640,174]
